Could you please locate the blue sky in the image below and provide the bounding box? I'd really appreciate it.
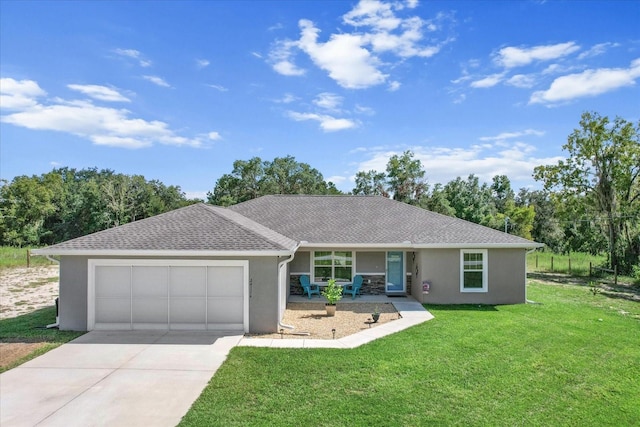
[1,0,639,199]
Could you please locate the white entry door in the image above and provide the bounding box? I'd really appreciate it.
[89,260,248,331]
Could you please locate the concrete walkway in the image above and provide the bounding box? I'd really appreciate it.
[239,300,433,348]
[1,301,432,426]
[0,331,243,427]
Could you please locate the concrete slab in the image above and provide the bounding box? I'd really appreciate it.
[0,330,240,427]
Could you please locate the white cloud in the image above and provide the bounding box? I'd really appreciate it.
[113,48,152,67]
[388,81,401,91]
[313,92,343,111]
[355,104,375,115]
[326,175,347,184]
[297,19,387,89]
[207,84,228,92]
[505,74,537,88]
[184,191,208,200]
[354,143,563,188]
[495,42,580,68]
[1,78,206,149]
[67,84,130,102]
[470,73,504,88]
[0,78,47,110]
[479,129,545,142]
[143,75,171,88]
[208,131,222,140]
[269,40,306,76]
[577,42,620,60]
[287,111,358,132]
[251,51,263,59]
[274,93,298,104]
[268,0,451,89]
[196,58,210,68]
[530,58,640,104]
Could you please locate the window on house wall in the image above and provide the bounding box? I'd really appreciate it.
[313,251,352,282]
[460,250,488,292]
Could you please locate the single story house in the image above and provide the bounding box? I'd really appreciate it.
[33,195,543,333]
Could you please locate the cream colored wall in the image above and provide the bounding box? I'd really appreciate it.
[415,248,526,305]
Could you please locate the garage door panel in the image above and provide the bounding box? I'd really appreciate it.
[207,297,243,323]
[96,298,131,323]
[207,266,243,297]
[91,261,246,331]
[170,298,206,324]
[132,266,168,297]
[170,267,206,297]
[95,266,130,298]
[132,298,168,323]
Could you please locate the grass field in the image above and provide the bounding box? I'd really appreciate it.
[0,306,83,373]
[180,281,640,426]
[0,246,55,269]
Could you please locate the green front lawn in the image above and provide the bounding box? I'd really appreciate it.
[0,306,84,373]
[180,282,640,426]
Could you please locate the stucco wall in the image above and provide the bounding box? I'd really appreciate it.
[58,255,280,333]
[416,248,526,305]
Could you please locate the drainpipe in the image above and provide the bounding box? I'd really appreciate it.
[45,255,61,328]
[525,248,537,304]
[277,243,302,331]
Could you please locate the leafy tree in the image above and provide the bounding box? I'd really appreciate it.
[386,150,428,204]
[443,174,495,224]
[207,156,341,206]
[517,189,564,251]
[534,112,640,273]
[352,170,389,197]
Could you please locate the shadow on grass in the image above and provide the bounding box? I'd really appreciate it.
[528,272,640,303]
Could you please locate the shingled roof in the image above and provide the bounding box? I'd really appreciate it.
[35,203,297,255]
[36,195,541,255]
[229,195,540,248]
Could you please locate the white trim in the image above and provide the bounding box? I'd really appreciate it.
[460,249,488,293]
[300,242,543,249]
[88,259,249,332]
[311,250,355,284]
[35,249,291,257]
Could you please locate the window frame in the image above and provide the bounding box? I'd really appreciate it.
[460,249,488,293]
[312,251,353,284]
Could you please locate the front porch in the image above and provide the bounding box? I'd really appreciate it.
[288,293,418,304]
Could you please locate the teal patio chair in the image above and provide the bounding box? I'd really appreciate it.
[300,275,320,299]
[343,275,363,300]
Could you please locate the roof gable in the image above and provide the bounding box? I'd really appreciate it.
[35,203,297,255]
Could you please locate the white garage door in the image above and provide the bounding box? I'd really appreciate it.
[88,260,248,331]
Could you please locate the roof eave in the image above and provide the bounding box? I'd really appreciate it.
[298,242,544,249]
[31,249,294,257]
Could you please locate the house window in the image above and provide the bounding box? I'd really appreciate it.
[313,251,352,283]
[460,250,488,292]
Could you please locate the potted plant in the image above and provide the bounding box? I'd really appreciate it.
[371,306,380,323]
[322,279,343,316]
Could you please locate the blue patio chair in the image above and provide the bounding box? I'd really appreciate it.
[300,275,320,299]
[343,275,363,300]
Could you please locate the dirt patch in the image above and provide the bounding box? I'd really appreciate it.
[246,302,399,340]
[0,342,48,368]
[0,266,59,319]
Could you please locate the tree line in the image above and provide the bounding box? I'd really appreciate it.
[1,112,638,273]
[0,167,199,247]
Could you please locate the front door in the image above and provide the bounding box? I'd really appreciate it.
[386,251,405,294]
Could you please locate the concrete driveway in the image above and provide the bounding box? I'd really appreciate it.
[0,330,243,427]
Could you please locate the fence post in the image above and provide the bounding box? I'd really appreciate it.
[551,256,554,272]
[614,265,618,286]
[568,258,571,274]
[536,254,538,269]
[27,249,30,268]
[589,262,592,277]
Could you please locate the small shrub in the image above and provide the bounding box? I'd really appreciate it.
[589,282,602,296]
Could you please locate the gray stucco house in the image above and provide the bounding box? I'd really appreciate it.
[34,195,543,333]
